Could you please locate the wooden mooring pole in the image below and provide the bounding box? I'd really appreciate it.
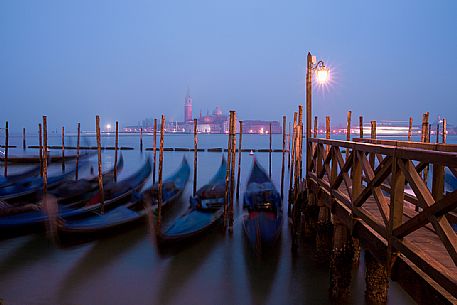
[229,111,236,233]
[298,105,303,179]
[39,123,43,177]
[436,122,440,144]
[140,127,143,151]
[281,115,286,199]
[22,128,26,150]
[96,115,105,214]
[359,116,363,138]
[114,121,119,182]
[408,117,413,141]
[269,122,272,179]
[236,121,243,200]
[314,116,318,138]
[288,122,291,170]
[193,118,198,196]
[152,118,157,184]
[288,112,297,215]
[346,111,351,160]
[75,123,81,180]
[326,116,330,139]
[224,111,233,230]
[442,118,447,143]
[3,121,8,176]
[421,112,429,142]
[42,116,48,196]
[370,120,376,168]
[61,126,65,171]
[157,115,165,230]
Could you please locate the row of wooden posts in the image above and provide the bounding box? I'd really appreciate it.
[1,111,447,227]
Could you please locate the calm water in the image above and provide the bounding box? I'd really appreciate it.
[1,133,450,305]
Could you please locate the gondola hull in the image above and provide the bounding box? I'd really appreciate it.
[56,158,190,245]
[243,160,282,253]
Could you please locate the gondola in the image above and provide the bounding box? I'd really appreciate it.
[0,165,41,188]
[51,154,124,206]
[0,160,89,203]
[56,157,190,244]
[0,158,151,240]
[242,159,282,253]
[157,157,226,245]
[0,150,95,164]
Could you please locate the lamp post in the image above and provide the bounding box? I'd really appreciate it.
[306,52,330,178]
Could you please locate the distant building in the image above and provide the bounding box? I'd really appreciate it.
[242,120,282,134]
[184,91,193,122]
[123,90,283,134]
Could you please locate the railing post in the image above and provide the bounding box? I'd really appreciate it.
[388,152,405,275]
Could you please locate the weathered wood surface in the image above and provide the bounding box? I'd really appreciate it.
[307,137,457,304]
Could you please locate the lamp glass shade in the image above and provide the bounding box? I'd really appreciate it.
[315,67,329,84]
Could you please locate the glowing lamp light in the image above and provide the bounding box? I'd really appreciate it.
[315,65,330,84]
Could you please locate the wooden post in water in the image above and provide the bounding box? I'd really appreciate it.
[140,127,143,151]
[22,128,26,150]
[408,117,413,141]
[427,123,431,144]
[442,118,447,143]
[223,112,233,229]
[326,116,330,139]
[293,124,302,202]
[152,118,157,184]
[370,120,377,169]
[436,122,440,144]
[4,121,8,176]
[42,116,48,196]
[288,112,297,215]
[281,115,286,199]
[39,123,43,177]
[288,122,291,170]
[61,126,65,171]
[359,116,363,138]
[298,105,303,179]
[236,121,243,200]
[269,122,272,178]
[421,112,429,143]
[95,116,105,214]
[157,115,165,230]
[114,121,119,182]
[371,121,377,139]
[346,111,352,161]
[314,116,318,138]
[75,123,81,180]
[193,119,198,196]
[229,111,236,233]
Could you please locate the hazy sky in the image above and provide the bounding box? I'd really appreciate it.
[1,0,456,131]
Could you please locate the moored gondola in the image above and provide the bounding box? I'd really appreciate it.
[242,159,282,253]
[0,151,95,164]
[157,157,227,245]
[0,158,151,240]
[0,165,41,188]
[56,157,190,244]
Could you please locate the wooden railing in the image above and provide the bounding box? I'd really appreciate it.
[306,137,457,298]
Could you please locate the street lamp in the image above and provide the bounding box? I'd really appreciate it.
[306,52,330,177]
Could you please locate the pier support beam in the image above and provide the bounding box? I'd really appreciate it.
[365,250,389,305]
[329,218,354,302]
[301,190,318,240]
[315,196,332,262]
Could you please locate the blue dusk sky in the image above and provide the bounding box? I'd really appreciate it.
[0,0,456,131]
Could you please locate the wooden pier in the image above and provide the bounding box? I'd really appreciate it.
[299,136,457,304]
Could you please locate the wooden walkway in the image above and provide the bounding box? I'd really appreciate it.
[305,137,457,304]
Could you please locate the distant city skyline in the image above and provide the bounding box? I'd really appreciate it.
[0,1,456,133]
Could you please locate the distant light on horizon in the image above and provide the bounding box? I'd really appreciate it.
[105,124,112,131]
